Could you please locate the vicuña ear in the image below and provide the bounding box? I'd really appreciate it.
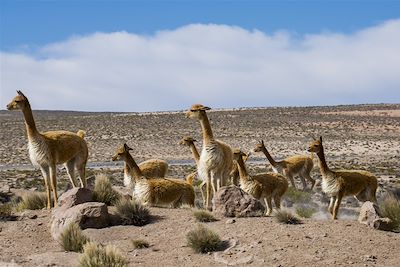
[201,106,211,111]
[123,143,132,151]
[17,90,27,98]
[319,136,323,142]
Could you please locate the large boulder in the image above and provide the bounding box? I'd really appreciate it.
[213,185,265,217]
[358,201,393,231]
[50,202,109,240]
[57,188,93,209]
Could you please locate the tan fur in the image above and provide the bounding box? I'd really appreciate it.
[186,105,233,210]
[233,149,288,216]
[254,140,315,191]
[7,91,88,209]
[112,144,168,188]
[112,144,194,207]
[308,136,378,219]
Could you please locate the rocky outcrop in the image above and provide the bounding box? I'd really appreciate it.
[213,185,265,217]
[358,201,393,231]
[57,188,93,209]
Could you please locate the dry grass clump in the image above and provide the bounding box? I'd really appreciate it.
[17,192,48,211]
[79,242,127,267]
[186,224,221,253]
[115,199,151,226]
[93,174,121,205]
[295,206,317,218]
[275,210,302,224]
[284,187,312,203]
[131,239,150,249]
[380,194,400,232]
[193,209,218,222]
[60,223,90,252]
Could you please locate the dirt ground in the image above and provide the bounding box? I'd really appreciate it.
[0,104,399,266]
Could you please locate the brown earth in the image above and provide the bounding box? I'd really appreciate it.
[0,104,399,266]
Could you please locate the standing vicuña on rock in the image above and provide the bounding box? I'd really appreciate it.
[112,144,195,207]
[233,149,288,216]
[308,136,378,220]
[254,140,315,191]
[6,90,88,209]
[186,105,233,210]
[112,144,168,188]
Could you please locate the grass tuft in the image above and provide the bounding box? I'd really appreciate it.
[115,199,151,226]
[79,242,127,267]
[131,239,150,249]
[186,224,221,253]
[275,210,302,224]
[284,187,312,203]
[93,174,121,205]
[380,194,400,232]
[295,206,317,218]
[17,192,48,211]
[60,222,90,252]
[193,209,218,222]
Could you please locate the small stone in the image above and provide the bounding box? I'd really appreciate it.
[226,219,236,224]
[28,214,38,219]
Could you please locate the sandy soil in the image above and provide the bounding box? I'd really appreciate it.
[0,104,399,266]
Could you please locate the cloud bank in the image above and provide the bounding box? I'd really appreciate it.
[1,20,400,111]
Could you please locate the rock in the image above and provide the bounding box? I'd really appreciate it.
[50,202,109,240]
[226,218,236,224]
[212,185,265,217]
[373,217,394,231]
[358,201,393,231]
[57,188,93,209]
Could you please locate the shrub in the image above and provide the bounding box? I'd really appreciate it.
[380,194,400,232]
[17,192,48,211]
[93,174,121,205]
[131,239,150,249]
[115,199,151,226]
[186,224,221,253]
[275,210,302,224]
[60,223,90,252]
[284,187,312,203]
[79,242,127,267]
[193,209,218,222]
[295,206,316,218]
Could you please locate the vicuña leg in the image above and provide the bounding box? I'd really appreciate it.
[302,172,316,191]
[273,194,282,210]
[40,166,52,209]
[49,165,58,207]
[284,171,296,189]
[332,193,343,220]
[298,175,308,191]
[264,197,273,216]
[65,160,78,188]
[328,196,336,215]
[77,164,86,188]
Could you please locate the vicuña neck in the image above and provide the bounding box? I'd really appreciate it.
[22,103,39,139]
[199,114,214,145]
[124,153,143,180]
[262,147,278,167]
[316,146,330,175]
[189,143,200,166]
[124,162,131,177]
[236,157,249,181]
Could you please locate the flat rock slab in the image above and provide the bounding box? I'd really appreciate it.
[57,188,93,209]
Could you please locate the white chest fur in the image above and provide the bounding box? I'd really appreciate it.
[28,139,49,166]
[321,174,340,196]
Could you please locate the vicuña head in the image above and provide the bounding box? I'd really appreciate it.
[112,143,132,162]
[179,136,197,146]
[253,140,265,153]
[185,104,211,119]
[7,90,29,111]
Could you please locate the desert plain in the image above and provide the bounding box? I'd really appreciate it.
[0,103,399,266]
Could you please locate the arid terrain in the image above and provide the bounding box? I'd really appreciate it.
[1,104,399,266]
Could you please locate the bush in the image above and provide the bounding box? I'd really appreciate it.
[131,239,150,249]
[60,223,90,252]
[115,199,151,226]
[380,194,400,232]
[17,192,48,211]
[93,174,121,205]
[79,242,127,267]
[275,210,302,224]
[186,224,221,253]
[295,206,316,218]
[284,187,312,203]
[193,209,218,222]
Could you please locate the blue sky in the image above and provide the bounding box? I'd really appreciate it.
[1,0,400,111]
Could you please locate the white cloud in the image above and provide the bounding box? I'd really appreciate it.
[1,20,400,111]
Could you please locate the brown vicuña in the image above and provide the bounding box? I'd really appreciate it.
[6,90,88,209]
[254,140,315,191]
[112,144,168,188]
[185,105,233,210]
[112,144,194,207]
[233,149,288,216]
[308,136,378,220]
